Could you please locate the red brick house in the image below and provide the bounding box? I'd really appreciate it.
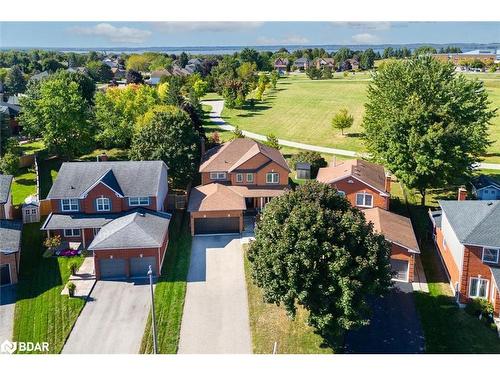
[41,160,171,280]
[430,197,500,316]
[188,138,290,235]
[273,57,289,74]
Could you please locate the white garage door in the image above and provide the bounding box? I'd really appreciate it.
[130,256,157,278]
[99,258,127,279]
[390,259,409,282]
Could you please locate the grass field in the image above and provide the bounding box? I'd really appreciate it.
[12,222,86,354]
[216,73,500,163]
[140,211,192,354]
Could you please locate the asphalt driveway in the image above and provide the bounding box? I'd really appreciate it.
[178,235,252,354]
[62,280,152,354]
[0,285,16,343]
[344,281,425,353]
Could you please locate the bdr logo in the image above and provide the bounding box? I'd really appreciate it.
[1,339,49,354]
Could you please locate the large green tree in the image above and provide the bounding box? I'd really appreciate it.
[5,65,26,94]
[248,181,392,347]
[129,107,200,188]
[86,60,113,83]
[363,56,496,205]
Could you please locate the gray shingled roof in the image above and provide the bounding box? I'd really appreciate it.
[490,266,500,288]
[439,200,500,247]
[0,220,22,254]
[0,174,13,204]
[46,161,167,199]
[471,175,500,190]
[41,212,121,230]
[88,209,171,251]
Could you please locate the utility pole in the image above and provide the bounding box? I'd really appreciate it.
[148,265,158,354]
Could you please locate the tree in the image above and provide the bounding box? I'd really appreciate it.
[126,54,150,71]
[334,48,352,66]
[360,49,376,70]
[363,56,496,205]
[306,66,322,80]
[164,76,185,107]
[40,58,64,73]
[270,70,279,89]
[86,60,113,83]
[265,133,280,150]
[248,181,392,347]
[0,152,19,176]
[231,126,244,139]
[289,151,327,178]
[179,52,189,68]
[413,45,437,56]
[382,47,394,59]
[5,65,26,94]
[126,70,144,84]
[149,55,173,71]
[129,107,200,188]
[255,74,270,101]
[331,108,354,135]
[322,66,333,79]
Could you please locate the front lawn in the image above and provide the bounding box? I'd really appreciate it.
[12,222,85,354]
[140,211,192,354]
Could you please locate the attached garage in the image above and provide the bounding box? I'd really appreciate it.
[391,259,409,282]
[1,264,11,286]
[99,258,127,280]
[193,217,240,235]
[130,256,157,278]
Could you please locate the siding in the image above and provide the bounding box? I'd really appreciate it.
[441,212,464,274]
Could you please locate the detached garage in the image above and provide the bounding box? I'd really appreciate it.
[0,220,22,286]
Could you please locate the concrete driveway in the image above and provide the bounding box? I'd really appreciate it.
[0,285,16,343]
[344,282,425,353]
[178,235,252,354]
[62,280,152,354]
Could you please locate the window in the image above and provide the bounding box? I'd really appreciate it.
[469,277,488,298]
[236,173,243,183]
[355,192,373,208]
[128,197,150,206]
[96,197,111,212]
[482,248,500,264]
[61,199,79,212]
[64,229,81,237]
[337,190,346,197]
[266,173,279,184]
[209,172,226,180]
[246,173,254,183]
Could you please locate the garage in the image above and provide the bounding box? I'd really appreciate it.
[130,256,157,278]
[99,258,127,279]
[193,217,240,235]
[1,264,11,286]
[391,259,409,282]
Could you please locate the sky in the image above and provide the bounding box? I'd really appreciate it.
[0,22,499,48]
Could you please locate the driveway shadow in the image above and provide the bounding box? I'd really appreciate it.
[0,285,17,306]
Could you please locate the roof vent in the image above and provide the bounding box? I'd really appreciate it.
[70,185,75,189]
[487,202,493,206]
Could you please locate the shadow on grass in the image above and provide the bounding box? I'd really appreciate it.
[14,178,36,186]
[38,155,62,199]
[345,132,364,138]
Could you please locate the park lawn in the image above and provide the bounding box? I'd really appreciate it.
[390,182,500,353]
[12,222,85,354]
[140,211,192,354]
[243,246,332,354]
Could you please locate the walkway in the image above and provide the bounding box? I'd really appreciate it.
[61,257,96,299]
[202,100,500,170]
[0,285,16,344]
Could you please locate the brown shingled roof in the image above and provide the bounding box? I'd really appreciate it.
[199,138,290,173]
[316,159,388,194]
[363,207,420,253]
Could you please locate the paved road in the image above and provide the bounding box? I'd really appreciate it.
[0,285,16,343]
[344,282,425,353]
[202,99,500,170]
[178,235,252,354]
[62,280,152,354]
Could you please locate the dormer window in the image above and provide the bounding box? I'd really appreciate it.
[96,197,111,212]
[482,248,499,264]
[61,199,79,212]
[356,192,373,208]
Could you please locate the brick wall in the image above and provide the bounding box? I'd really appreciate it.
[0,252,19,284]
[330,177,389,210]
[190,210,244,235]
[459,245,494,306]
[94,247,160,280]
[391,243,415,282]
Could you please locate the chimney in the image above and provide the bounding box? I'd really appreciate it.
[385,174,391,193]
[97,152,108,162]
[458,186,467,201]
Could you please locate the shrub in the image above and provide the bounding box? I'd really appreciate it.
[465,298,494,321]
[68,261,79,275]
[289,151,327,178]
[206,132,221,149]
[44,235,61,250]
[67,282,76,297]
[0,152,18,175]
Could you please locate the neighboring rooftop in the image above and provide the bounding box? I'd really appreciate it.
[471,175,500,190]
[439,200,500,247]
[0,220,22,254]
[0,174,13,204]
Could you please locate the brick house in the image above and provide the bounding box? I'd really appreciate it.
[188,138,290,235]
[292,57,310,71]
[41,160,171,280]
[273,57,289,74]
[429,198,500,316]
[315,57,335,69]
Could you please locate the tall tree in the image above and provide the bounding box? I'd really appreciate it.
[86,60,113,83]
[331,108,354,135]
[248,181,392,347]
[179,52,189,68]
[126,69,144,84]
[5,65,26,94]
[363,56,496,205]
[360,49,376,70]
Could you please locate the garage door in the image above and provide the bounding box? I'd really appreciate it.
[1,264,11,286]
[130,256,157,278]
[99,258,127,279]
[391,259,409,282]
[194,217,240,235]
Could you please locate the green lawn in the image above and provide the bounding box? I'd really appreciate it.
[12,222,86,354]
[140,211,192,354]
[18,140,46,155]
[243,246,332,354]
[213,73,500,163]
[11,167,37,205]
[390,182,500,353]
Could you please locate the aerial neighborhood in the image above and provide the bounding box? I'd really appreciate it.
[1,34,500,356]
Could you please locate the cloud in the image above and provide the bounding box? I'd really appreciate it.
[256,35,309,45]
[153,22,264,33]
[69,23,152,43]
[333,22,408,31]
[351,33,381,44]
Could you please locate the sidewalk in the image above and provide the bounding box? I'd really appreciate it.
[61,257,96,299]
[412,255,429,293]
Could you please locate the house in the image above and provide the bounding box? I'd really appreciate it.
[342,58,360,71]
[103,58,119,69]
[0,220,22,285]
[429,196,500,316]
[432,51,496,67]
[315,57,335,69]
[111,67,126,80]
[364,208,420,282]
[293,57,310,71]
[471,175,500,200]
[149,69,171,85]
[41,161,171,280]
[188,138,291,235]
[273,57,289,74]
[316,159,391,210]
[0,101,20,134]
[29,71,50,82]
[187,58,203,66]
[0,174,14,220]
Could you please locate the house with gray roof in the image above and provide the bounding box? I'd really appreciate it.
[0,174,14,220]
[0,220,22,285]
[429,198,500,317]
[41,160,171,280]
[471,174,500,200]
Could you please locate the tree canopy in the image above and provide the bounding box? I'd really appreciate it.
[331,108,354,135]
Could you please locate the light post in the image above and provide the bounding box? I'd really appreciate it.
[148,265,158,354]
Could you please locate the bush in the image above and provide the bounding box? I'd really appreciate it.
[66,282,76,297]
[68,261,79,275]
[0,152,18,175]
[465,298,494,322]
[44,235,61,250]
[289,151,327,178]
[206,132,221,149]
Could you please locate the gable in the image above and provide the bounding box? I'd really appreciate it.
[233,153,270,171]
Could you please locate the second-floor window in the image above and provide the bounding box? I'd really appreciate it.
[247,173,254,183]
[129,197,150,206]
[469,277,488,299]
[482,248,499,264]
[210,172,226,180]
[96,197,111,212]
[266,173,279,184]
[236,173,243,183]
[355,192,373,208]
[61,199,79,212]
